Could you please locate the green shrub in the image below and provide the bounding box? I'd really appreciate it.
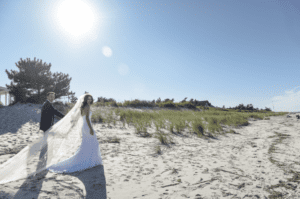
[158,101,177,108]
[176,101,196,109]
[110,101,118,107]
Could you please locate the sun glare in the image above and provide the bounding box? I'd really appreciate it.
[102,46,112,57]
[55,0,97,39]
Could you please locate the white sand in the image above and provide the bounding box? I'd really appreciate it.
[0,104,300,198]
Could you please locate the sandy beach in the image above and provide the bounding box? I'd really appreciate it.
[0,103,300,198]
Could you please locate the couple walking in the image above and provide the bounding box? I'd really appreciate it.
[0,92,103,184]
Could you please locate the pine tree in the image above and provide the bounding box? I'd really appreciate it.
[49,71,74,103]
[4,82,27,104]
[5,57,75,105]
[69,92,78,104]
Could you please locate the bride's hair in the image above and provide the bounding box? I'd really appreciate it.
[80,94,94,111]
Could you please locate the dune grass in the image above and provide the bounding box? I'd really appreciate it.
[62,102,288,155]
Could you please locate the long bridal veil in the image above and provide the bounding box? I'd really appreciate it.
[0,94,89,184]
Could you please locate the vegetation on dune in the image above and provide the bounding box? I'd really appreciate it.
[59,99,288,154]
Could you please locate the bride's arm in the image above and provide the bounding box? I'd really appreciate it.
[85,107,93,131]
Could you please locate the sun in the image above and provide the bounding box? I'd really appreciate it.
[55,0,97,39]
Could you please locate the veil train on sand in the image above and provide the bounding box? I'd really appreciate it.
[0,94,89,184]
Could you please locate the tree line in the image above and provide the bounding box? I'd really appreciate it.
[4,57,272,111]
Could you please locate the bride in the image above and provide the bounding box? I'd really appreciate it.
[0,93,103,184]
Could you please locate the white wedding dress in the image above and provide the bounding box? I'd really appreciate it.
[47,111,103,173]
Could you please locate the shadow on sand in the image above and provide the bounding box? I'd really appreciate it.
[10,138,106,199]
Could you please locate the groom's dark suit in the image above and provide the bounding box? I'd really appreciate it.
[40,99,65,133]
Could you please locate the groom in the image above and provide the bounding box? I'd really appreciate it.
[40,92,65,133]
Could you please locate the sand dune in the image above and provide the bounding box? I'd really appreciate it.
[0,104,300,198]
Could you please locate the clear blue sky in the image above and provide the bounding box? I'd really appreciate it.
[1,0,300,112]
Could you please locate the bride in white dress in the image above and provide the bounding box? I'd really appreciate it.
[0,93,103,184]
[47,95,103,173]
